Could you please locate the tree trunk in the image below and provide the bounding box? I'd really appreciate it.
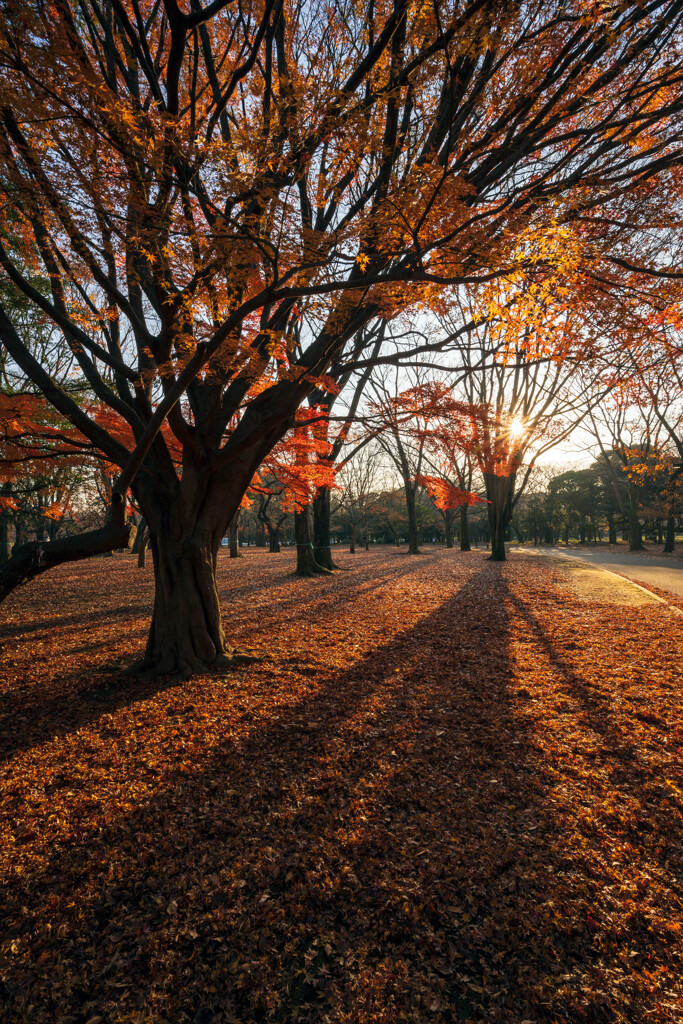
[444,511,453,549]
[228,513,241,558]
[607,514,617,546]
[132,518,148,553]
[628,482,645,551]
[295,507,330,576]
[137,526,150,568]
[143,526,227,676]
[267,524,281,553]
[313,486,338,570]
[460,504,471,552]
[404,483,420,554]
[484,472,514,562]
[664,513,676,553]
[349,522,356,553]
[579,523,586,545]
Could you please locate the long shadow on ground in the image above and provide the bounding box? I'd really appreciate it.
[0,552,444,763]
[3,562,670,1023]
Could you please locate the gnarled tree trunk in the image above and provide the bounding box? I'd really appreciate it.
[144,526,226,676]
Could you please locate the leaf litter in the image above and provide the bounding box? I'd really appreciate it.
[0,548,682,1023]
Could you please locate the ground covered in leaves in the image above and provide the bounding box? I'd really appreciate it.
[1,548,682,1024]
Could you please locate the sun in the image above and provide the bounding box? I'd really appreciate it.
[508,416,526,440]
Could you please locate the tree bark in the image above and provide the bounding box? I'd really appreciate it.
[313,486,338,570]
[444,510,454,548]
[459,504,471,552]
[664,513,676,553]
[228,513,241,557]
[484,472,514,562]
[267,524,281,553]
[628,482,645,551]
[607,514,617,546]
[404,482,420,554]
[350,522,356,553]
[137,526,150,568]
[144,527,226,676]
[132,518,148,553]
[295,507,330,576]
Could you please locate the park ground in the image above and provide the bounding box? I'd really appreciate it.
[1,549,682,1023]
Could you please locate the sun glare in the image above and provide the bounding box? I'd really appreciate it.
[508,416,525,439]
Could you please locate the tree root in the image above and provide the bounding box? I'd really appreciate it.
[121,648,263,682]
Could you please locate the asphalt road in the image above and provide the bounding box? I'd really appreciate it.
[523,546,683,601]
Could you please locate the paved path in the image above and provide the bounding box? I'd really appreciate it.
[521,547,683,601]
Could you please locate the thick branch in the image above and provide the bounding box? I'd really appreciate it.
[0,493,133,604]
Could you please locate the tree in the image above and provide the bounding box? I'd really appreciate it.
[440,301,606,560]
[336,442,382,552]
[369,373,462,554]
[3,1,683,673]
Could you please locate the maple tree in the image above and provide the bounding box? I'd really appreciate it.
[2,1,683,672]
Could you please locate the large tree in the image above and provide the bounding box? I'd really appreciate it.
[2,0,683,673]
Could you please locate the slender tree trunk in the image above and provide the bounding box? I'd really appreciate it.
[350,522,356,553]
[444,510,454,548]
[607,514,617,546]
[35,516,46,543]
[228,513,241,558]
[313,486,338,570]
[364,531,369,551]
[133,518,148,554]
[460,504,471,552]
[628,482,645,551]
[295,507,329,576]
[137,526,150,568]
[484,472,514,562]
[664,512,676,553]
[579,523,586,545]
[404,482,420,554]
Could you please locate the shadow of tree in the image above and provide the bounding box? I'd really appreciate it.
[0,550,461,763]
[3,556,681,1024]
